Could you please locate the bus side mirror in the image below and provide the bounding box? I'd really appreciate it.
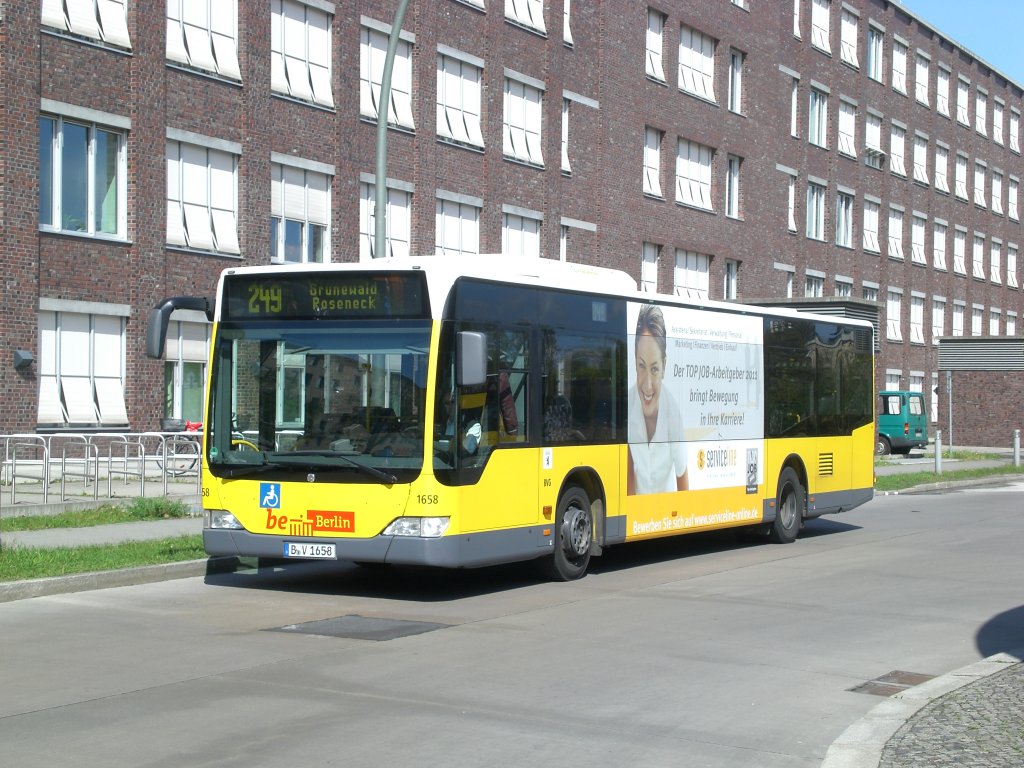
[146,296,214,359]
[457,331,487,387]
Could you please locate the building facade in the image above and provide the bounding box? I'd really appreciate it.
[0,0,1021,434]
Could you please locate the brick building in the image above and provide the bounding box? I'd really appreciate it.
[0,0,1021,434]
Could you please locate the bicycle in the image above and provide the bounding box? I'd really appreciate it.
[156,419,259,475]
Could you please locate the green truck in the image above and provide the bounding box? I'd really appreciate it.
[876,390,928,455]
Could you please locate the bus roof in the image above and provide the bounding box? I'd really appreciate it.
[216,255,874,332]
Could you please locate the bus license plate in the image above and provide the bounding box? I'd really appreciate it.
[283,542,337,559]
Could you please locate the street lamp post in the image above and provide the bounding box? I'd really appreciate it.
[373,0,411,260]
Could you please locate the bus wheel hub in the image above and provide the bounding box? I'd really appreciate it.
[561,505,591,557]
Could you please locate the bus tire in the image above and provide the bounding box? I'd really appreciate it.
[769,468,804,544]
[540,486,593,581]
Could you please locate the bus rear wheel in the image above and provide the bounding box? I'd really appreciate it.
[769,468,804,544]
[540,487,593,581]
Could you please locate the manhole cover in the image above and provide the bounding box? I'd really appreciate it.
[849,670,935,696]
[268,614,450,641]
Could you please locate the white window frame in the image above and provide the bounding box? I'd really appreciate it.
[435,193,481,257]
[39,105,128,239]
[805,272,824,298]
[866,26,884,82]
[359,177,412,260]
[166,0,239,79]
[993,99,1004,145]
[953,228,967,275]
[887,206,904,259]
[728,50,744,113]
[933,221,947,271]
[1009,177,1019,221]
[912,134,928,185]
[806,181,826,241]
[931,298,945,344]
[674,249,710,299]
[891,39,907,94]
[911,214,926,264]
[166,132,240,255]
[360,22,414,128]
[1011,108,1021,153]
[503,73,545,166]
[44,0,131,49]
[914,51,929,105]
[809,88,828,148]
[810,0,830,54]
[838,99,856,157]
[272,1,333,107]
[972,233,985,280]
[991,171,1003,215]
[889,123,906,177]
[502,208,542,259]
[934,144,949,193]
[974,161,986,208]
[726,155,741,218]
[723,259,739,300]
[1008,312,1018,336]
[975,89,988,135]
[990,309,1001,336]
[646,10,666,82]
[437,49,485,148]
[863,198,880,253]
[505,0,546,34]
[954,153,968,200]
[952,303,964,337]
[910,294,925,344]
[1008,244,1019,289]
[643,127,663,198]
[936,66,950,116]
[676,139,714,211]
[679,25,717,102]
[840,9,858,67]
[835,190,853,247]
[641,242,659,293]
[270,156,332,264]
[971,305,983,337]
[886,289,903,341]
[956,77,970,125]
[991,240,1002,284]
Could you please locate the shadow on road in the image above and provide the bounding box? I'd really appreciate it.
[976,605,1024,660]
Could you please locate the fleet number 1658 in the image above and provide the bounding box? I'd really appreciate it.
[417,494,439,505]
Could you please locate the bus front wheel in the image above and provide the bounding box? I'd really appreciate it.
[540,487,593,581]
[769,468,804,544]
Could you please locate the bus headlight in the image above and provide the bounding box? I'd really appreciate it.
[383,517,450,538]
[206,509,243,530]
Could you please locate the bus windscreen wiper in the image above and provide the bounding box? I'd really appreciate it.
[282,450,398,485]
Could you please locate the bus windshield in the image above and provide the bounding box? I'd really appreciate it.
[205,319,431,483]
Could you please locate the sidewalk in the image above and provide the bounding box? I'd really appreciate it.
[2,449,1023,767]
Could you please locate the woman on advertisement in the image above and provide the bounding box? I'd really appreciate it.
[627,304,689,494]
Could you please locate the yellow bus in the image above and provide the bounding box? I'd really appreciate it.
[147,256,874,580]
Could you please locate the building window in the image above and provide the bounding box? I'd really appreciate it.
[679,25,716,102]
[805,182,825,241]
[835,279,852,297]
[953,229,967,274]
[1009,313,1018,336]
[975,90,987,135]
[502,211,542,258]
[990,310,1001,336]
[911,215,926,265]
[676,139,714,210]
[1008,245,1019,288]
[835,191,853,247]
[891,40,907,94]
[912,134,928,185]
[914,52,929,105]
[974,162,986,208]
[787,174,797,232]
[952,304,964,336]
[166,0,239,78]
[956,77,970,125]
[862,284,878,304]
[44,0,131,48]
[643,127,663,197]
[863,199,880,253]
[436,197,480,257]
[931,299,945,344]
[725,155,741,218]
[505,0,546,34]
[934,145,949,193]
[359,181,411,260]
[971,306,982,336]
[972,233,985,279]
[992,171,1004,215]
[808,88,828,148]
[889,123,906,176]
[437,51,484,148]
[838,100,856,157]
[674,249,710,299]
[1009,177,1019,221]
[503,75,545,166]
[361,24,414,128]
[793,0,801,38]
[954,154,968,199]
[646,10,666,82]
[887,207,904,259]
[810,0,830,53]
[991,241,1002,284]
[993,99,1004,145]
[561,98,571,173]
[166,138,239,254]
[839,9,858,67]
[805,273,824,298]
[865,112,884,168]
[910,295,925,344]
[886,290,903,341]
[866,26,884,82]
[272,1,333,107]
[933,221,947,271]
[39,113,126,238]
[723,259,739,300]
[728,50,744,113]
[936,67,950,116]
[790,77,800,138]
[563,0,572,44]
[1011,109,1021,153]
[37,309,128,428]
[641,242,659,292]
[163,319,209,424]
[270,161,330,264]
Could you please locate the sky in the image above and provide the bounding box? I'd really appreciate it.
[896,0,1024,86]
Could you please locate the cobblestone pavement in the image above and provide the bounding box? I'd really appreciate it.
[878,662,1024,767]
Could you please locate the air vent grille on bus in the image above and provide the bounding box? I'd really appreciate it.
[818,453,835,476]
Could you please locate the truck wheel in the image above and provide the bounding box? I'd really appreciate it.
[875,435,891,456]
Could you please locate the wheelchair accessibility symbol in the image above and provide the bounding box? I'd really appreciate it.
[260,483,281,509]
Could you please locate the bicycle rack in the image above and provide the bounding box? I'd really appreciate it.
[58,435,99,502]
[161,431,202,496]
[105,434,147,499]
[6,435,50,505]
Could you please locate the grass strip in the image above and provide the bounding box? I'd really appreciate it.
[0,535,205,582]
[875,464,1024,492]
[0,498,192,532]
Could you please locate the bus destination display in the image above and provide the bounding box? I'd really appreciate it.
[223,273,428,320]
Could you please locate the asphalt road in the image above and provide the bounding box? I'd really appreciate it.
[2,480,1023,768]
